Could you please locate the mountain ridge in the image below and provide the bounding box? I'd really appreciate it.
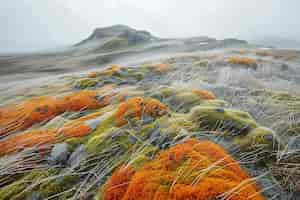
[75,24,157,47]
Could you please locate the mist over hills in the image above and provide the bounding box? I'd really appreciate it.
[0,25,249,82]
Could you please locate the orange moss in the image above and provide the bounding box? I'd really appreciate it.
[255,50,298,61]
[0,87,115,137]
[59,123,92,138]
[149,63,170,73]
[192,89,216,100]
[88,65,122,78]
[104,166,136,200]
[228,57,257,68]
[103,139,264,200]
[88,72,99,78]
[115,97,168,127]
[61,90,111,111]
[0,96,64,137]
[0,124,92,156]
[235,49,248,55]
[0,129,58,156]
[0,111,106,155]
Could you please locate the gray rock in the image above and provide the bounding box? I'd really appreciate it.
[141,114,155,125]
[68,145,87,167]
[149,126,161,143]
[288,136,300,150]
[128,135,138,144]
[281,63,289,71]
[48,143,70,166]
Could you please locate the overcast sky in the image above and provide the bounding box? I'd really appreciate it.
[1,0,300,53]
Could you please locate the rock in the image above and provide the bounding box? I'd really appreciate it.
[148,126,161,143]
[279,136,300,163]
[281,63,289,71]
[141,114,155,125]
[48,143,70,166]
[67,145,87,167]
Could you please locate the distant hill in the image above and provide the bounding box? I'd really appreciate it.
[75,25,157,51]
[74,25,248,54]
[0,25,249,80]
[251,36,300,49]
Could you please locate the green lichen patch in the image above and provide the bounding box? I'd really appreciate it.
[101,38,129,51]
[233,126,280,150]
[0,169,58,200]
[76,79,98,89]
[188,106,258,135]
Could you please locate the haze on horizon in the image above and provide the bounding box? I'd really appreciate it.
[1,0,300,53]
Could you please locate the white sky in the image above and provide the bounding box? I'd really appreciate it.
[1,0,299,52]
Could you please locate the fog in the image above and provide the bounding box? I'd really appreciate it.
[1,0,300,53]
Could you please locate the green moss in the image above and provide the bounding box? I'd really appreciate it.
[201,99,228,107]
[149,86,176,101]
[92,115,116,136]
[193,60,209,67]
[188,106,258,135]
[0,169,58,200]
[39,175,78,199]
[139,63,153,71]
[234,126,280,149]
[86,127,119,153]
[251,89,300,102]
[129,145,158,169]
[159,86,178,98]
[85,125,159,176]
[65,114,116,152]
[101,38,129,51]
[131,72,144,81]
[157,114,196,138]
[170,92,202,113]
[76,79,98,89]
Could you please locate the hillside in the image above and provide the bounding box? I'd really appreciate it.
[0,25,299,200]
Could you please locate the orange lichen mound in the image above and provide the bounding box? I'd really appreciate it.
[149,63,170,73]
[115,97,168,127]
[61,90,111,111]
[0,96,64,137]
[104,166,136,200]
[103,139,264,200]
[255,50,298,60]
[88,65,122,78]
[88,71,99,78]
[228,57,257,68]
[192,89,216,100]
[0,124,92,156]
[0,111,106,156]
[0,88,114,137]
[0,129,58,156]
